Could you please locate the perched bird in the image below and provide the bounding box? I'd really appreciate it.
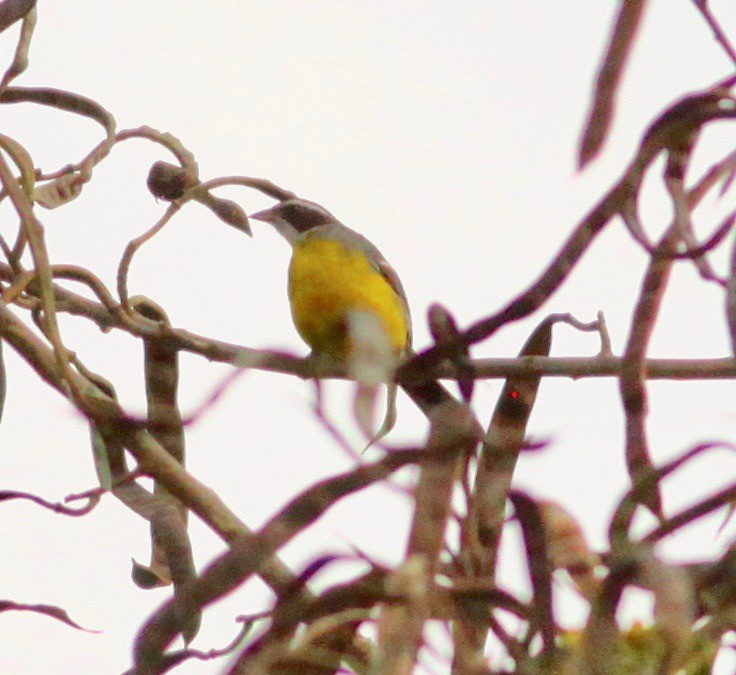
[250,198,411,441]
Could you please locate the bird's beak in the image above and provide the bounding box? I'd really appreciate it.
[249,207,275,223]
[249,205,299,245]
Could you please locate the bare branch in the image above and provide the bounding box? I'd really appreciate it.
[691,0,736,67]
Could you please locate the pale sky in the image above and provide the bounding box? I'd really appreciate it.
[2,2,736,672]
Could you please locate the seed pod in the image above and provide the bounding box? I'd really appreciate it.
[146,160,197,201]
[206,195,252,235]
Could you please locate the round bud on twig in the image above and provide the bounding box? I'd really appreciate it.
[146,161,197,201]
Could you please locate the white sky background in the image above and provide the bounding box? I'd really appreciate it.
[1,1,736,672]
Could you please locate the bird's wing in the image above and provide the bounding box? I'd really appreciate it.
[322,222,413,346]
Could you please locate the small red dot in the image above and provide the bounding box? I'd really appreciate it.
[510,390,520,398]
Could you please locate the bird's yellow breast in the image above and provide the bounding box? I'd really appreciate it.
[288,237,409,360]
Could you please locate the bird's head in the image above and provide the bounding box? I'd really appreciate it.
[250,198,337,244]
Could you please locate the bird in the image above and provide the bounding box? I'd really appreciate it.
[250,197,411,442]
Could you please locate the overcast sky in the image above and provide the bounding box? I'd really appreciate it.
[2,2,736,673]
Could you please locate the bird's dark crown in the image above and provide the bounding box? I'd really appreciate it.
[274,199,337,233]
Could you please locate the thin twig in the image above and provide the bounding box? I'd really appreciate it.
[692,0,736,67]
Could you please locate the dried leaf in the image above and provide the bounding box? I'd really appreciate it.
[509,491,556,655]
[727,232,736,362]
[375,555,429,673]
[427,302,457,344]
[581,555,636,674]
[34,173,82,209]
[637,556,695,671]
[0,4,35,87]
[0,131,35,195]
[0,0,36,33]
[0,340,5,425]
[131,559,170,589]
[540,499,601,600]
[578,0,648,167]
[0,86,116,137]
[719,163,736,198]
[469,316,553,569]
[427,302,474,400]
[127,296,199,642]
[90,427,113,491]
[495,317,552,424]
[0,599,99,632]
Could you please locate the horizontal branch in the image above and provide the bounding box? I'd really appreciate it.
[193,352,736,383]
[462,355,736,380]
[1,263,733,383]
[163,342,736,383]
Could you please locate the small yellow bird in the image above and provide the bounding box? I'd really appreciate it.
[250,198,411,440]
